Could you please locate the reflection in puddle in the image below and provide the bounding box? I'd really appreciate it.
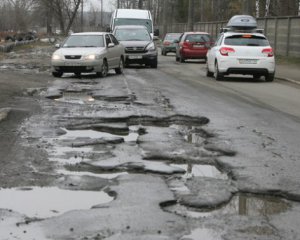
[54,92,95,104]
[180,228,222,240]
[0,187,114,218]
[57,169,128,179]
[171,164,228,180]
[165,194,291,219]
[60,128,139,143]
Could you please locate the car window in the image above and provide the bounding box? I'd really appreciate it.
[110,34,119,45]
[185,34,210,43]
[114,28,151,41]
[164,34,181,41]
[105,34,113,46]
[224,34,269,46]
[62,35,104,48]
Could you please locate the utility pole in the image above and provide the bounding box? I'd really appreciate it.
[100,0,103,28]
[163,0,168,37]
[188,0,194,31]
[81,0,84,32]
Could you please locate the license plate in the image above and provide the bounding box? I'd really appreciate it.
[65,62,82,66]
[193,45,204,48]
[128,55,142,59]
[239,59,258,64]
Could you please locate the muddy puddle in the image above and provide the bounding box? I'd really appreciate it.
[171,164,228,180]
[164,194,291,219]
[0,187,114,218]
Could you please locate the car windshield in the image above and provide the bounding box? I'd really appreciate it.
[224,35,269,46]
[164,34,181,41]
[114,28,151,41]
[114,18,153,33]
[185,34,210,43]
[62,35,104,48]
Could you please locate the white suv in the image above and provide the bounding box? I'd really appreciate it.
[206,16,275,82]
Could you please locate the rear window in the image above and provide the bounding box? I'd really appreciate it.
[164,34,181,41]
[185,34,210,43]
[224,35,269,46]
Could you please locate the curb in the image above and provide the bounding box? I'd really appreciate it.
[276,76,300,85]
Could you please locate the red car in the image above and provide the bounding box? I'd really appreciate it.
[175,32,213,63]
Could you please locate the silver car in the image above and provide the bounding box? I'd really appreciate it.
[51,32,125,78]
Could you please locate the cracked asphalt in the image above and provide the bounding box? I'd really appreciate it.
[1,42,300,240]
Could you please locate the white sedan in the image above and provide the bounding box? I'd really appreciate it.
[206,32,275,82]
[51,32,125,78]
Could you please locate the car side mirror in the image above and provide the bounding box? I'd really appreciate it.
[106,27,111,32]
[108,43,115,48]
[55,43,60,48]
[154,29,159,37]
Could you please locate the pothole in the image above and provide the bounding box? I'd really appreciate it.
[163,194,291,219]
[57,169,128,179]
[180,228,223,240]
[0,187,114,218]
[54,92,95,104]
[170,164,228,180]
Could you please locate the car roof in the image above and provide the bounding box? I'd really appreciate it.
[114,25,148,30]
[70,32,107,36]
[222,32,266,37]
[183,32,210,35]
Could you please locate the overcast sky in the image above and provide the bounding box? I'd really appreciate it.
[86,0,116,12]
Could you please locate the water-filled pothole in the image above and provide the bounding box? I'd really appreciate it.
[0,187,114,218]
[170,164,228,180]
[60,128,139,143]
[54,92,95,104]
[57,169,128,179]
[164,194,291,219]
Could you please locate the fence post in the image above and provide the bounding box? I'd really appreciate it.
[286,17,291,57]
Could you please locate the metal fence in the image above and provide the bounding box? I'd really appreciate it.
[158,16,300,57]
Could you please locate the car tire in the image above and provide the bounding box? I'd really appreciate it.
[115,57,124,74]
[161,50,166,56]
[175,55,179,62]
[150,59,158,68]
[179,55,185,63]
[214,62,223,81]
[52,71,63,78]
[206,63,214,77]
[265,73,274,82]
[97,60,108,78]
[74,72,81,77]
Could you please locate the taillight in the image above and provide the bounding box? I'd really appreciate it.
[262,48,274,57]
[219,47,235,56]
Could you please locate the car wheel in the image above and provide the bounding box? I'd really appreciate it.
[52,71,63,78]
[214,62,223,81]
[206,63,214,77]
[265,73,274,82]
[179,55,185,63]
[175,55,179,62]
[150,59,158,68]
[253,74,261,79]
[74,72,81,77]
[161,49,165,56]
[115,57,124,74]
[97,60,108,78]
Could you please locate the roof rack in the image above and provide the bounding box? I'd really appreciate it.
[220,15,264,34]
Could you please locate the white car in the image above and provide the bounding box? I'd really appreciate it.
[51,32,125,78]
[206,31,275,82]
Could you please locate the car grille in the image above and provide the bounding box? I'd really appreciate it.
[65,55,82,60]
[125,47,146,53]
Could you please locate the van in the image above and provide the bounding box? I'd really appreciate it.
[109,9,159,38]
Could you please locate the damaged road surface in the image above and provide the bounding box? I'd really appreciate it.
[1,44,300,240]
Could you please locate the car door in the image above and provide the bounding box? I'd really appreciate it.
[104,34,116,68]
[207,34,223,71]
[109,34,123,67]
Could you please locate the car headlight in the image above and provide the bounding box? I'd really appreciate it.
[146,42,156,51]
[84,54,100,60]
[52,54,62,60]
